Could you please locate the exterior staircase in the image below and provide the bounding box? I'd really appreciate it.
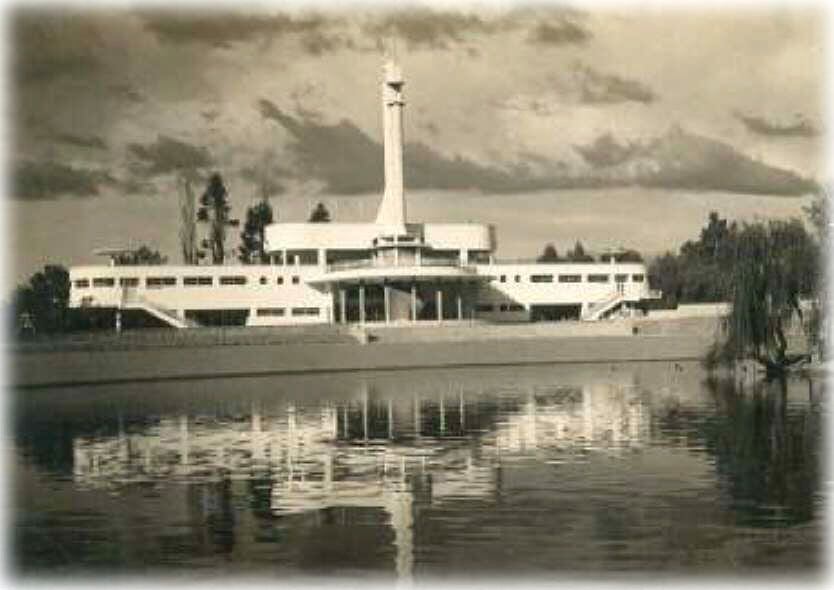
[582,291,625,321]
[121,289,195,329]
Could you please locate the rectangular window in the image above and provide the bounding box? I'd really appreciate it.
[291,307,319,317]
[475,303,494,312]
[558,274,582,283]
[508,304,525,312]
[615,274,629,283]
[277,277,284,285]
[587,274,610,283]
[256,308,285,317]
[632,274,645,282]
[291,276,300,284]
[146,277,177,288]
[514,275,521,283]
[184,276,213,286]
[530,274,553,283]
[499,275,506,283]
[74,279,90,289]
[219,276,247,286]
[92,278,115,287]
[118,277,139,287]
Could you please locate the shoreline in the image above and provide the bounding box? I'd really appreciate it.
[12,323,718,389]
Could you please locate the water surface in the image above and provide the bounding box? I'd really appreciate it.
[12,361,826,580]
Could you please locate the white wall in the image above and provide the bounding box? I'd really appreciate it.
[264,221,493,254]
[69,260,652,327]
[474,262,650,310]
[70,265,332,326]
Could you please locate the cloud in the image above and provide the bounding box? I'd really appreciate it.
[574,127,816,196]
[735,112,818,138]
[13,159,107,199]
[528,19,591,46]
[258,100,594,194]
[574,65,656,104]
[259,102,816,197]
[141,11,341,54]
[363,9,493,50]
[637,126,815,195]
[12,11,103,84]
[109,83,145,104]
[574,134,639,168]
[127,135,212,176]
[52,132,108,150]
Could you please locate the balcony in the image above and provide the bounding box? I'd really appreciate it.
[310,256,484,287]
[327,257,464,273]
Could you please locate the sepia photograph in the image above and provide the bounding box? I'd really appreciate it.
[6,1,829,585]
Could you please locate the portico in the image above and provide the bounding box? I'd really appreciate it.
[322,275,485,324]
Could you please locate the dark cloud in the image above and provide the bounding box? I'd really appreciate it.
[575,127,815,196]
[735,112,818,138]
[109,83,145,104]
[574,65,656,104]
[52,132,108,150]
[259,102,815,197]
[363,9,493,50]
[12,11,104,84]
[13,159,107,199]
[127,135,212,176]
[528,19,591,46]
[637,126,815,195]
[258,99,382,193]
[141,11,334,51]
[239,165,287,197]
[258,99,592,194]
[574,133,639,167]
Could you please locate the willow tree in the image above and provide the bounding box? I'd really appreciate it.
[725,218,819,376]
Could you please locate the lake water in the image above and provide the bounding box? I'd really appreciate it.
[11,361,826,581]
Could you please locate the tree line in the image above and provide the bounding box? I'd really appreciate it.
[536,241,643,263]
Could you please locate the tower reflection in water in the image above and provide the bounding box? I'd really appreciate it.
[70,371,653,580]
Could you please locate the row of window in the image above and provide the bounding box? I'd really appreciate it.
[255,307,320,318]
[74,275,303,289]
[499,273,644,284]
[475,303,525,313]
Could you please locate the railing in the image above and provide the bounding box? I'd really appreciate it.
[582,291,625,321]
[121,289,193,328]
[326,257,469,273]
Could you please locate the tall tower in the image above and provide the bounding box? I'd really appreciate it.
[375,60,407,231]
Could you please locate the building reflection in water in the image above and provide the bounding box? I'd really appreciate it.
[70,371,657,580]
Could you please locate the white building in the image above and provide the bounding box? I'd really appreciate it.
[69,61,658,328]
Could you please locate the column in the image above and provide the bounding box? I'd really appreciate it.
[456,292,463,321]
[359,284,366,324]
[115,309,122,333]
[413,395,421,438]
[410,283,417,322]
[388,399,394,439]
[339,288,347,324]
[439,395,445,435]
[436,289,443,322]
[384,284,391,324]
[363,387,369,442]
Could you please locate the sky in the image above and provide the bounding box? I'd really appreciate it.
[7,3,826,285]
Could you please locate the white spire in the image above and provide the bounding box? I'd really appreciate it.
[375,57,407,231]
